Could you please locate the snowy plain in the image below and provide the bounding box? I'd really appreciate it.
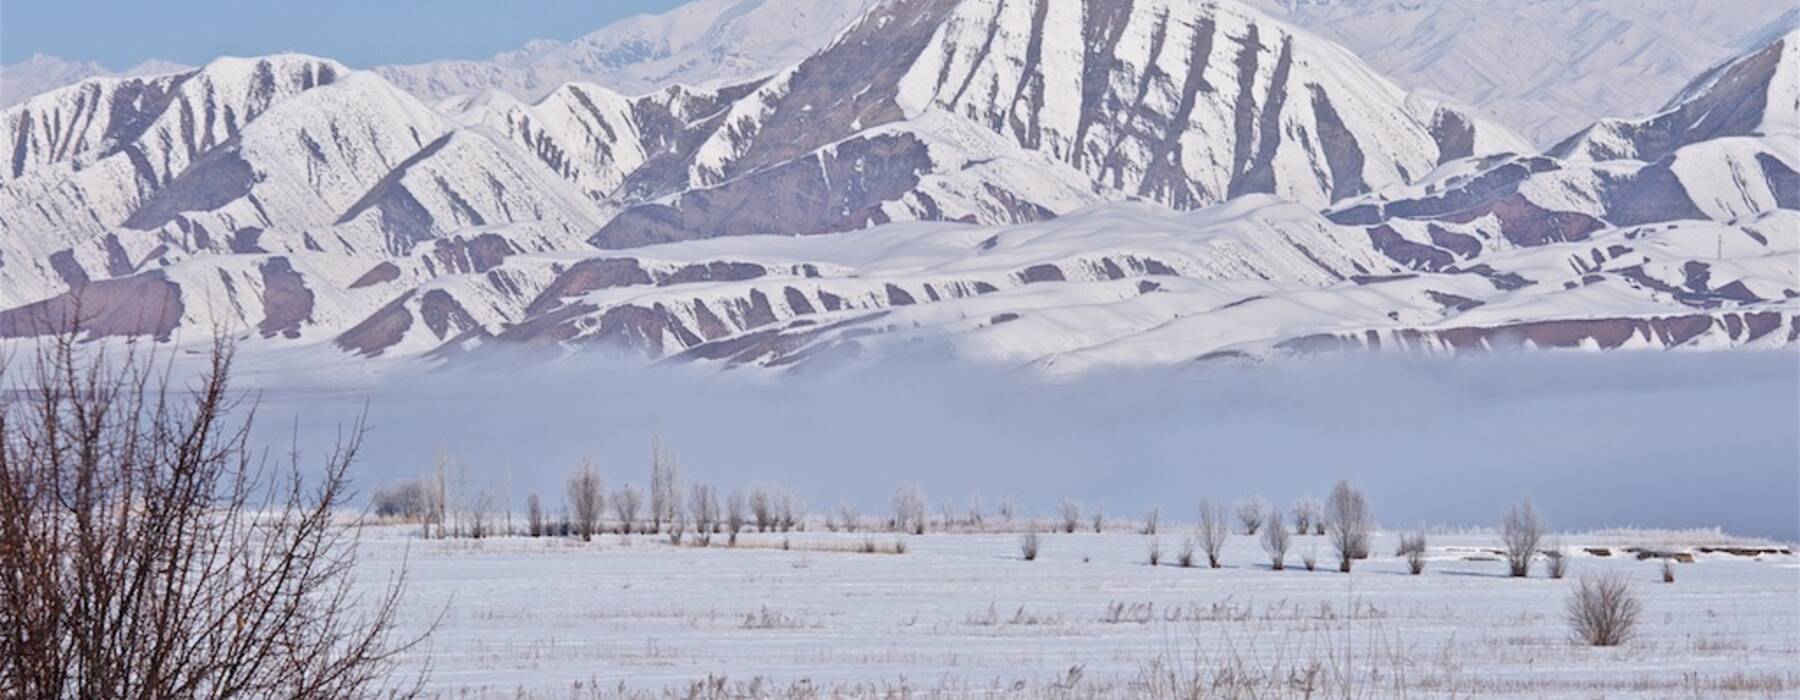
[354,526,1799,697]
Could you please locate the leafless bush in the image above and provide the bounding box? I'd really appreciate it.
[1058,499,1082,534]
[0,337,425,697]
[612,484,643,535]
[649,436,680,533]
[893,484,927,534]
[371,478,429,521]
[1196,498,1231,568]
[775,488,801,532]
[1544,539,1569,579]
[566,459,605,542]
[1399,531,1428,575]
[1145,535,1162,566]
[1019,529,1041,561]
[465,486,496,539]
[1177,535,1196,567]
[836,500,859,533]
[1261,507,1290,570]
[1142,505,1161,535]
[1567,574,1641,646]
[997,496,1016,524]
[1325,480,1373,573]
[1302,546,1318,571]
[689,483,720,546]
[1236,497,1268,535]
[667,503,688,546]
[1502,497,1546,577]
[1661,559,1676,584]
[966,494,984,528]
[526,492,546,537]
[726,489,746,545]
[1291,497,1322,535]
[749,486,774,532]
[1091,506,1105,534]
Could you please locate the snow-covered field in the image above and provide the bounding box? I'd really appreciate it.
[356,526,1799,697]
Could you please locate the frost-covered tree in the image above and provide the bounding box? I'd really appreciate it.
[689,483,720,546]
[1325,480,1373,573]
[649,436,681,533]
[566,459,605,542]
[1501,497,1546,578]
[526,492,546,537]
[1291,497,1323,535]
[893,484,927,535]
[1196,498,1231,568]
[726,489,747,545]
[1261,507,1290,570]
[1058,500,1082,534]
[613,484,643,535]
[1236,497,1268,535]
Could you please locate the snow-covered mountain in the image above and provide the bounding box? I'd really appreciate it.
[374,0,882,101]
[0,4,1793,374]
[0,54,192,108]
[1248,0,1798,147]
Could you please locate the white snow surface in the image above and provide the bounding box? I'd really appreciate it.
[352,526,1800,697]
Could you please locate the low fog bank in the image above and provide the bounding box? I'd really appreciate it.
[247,351,1800,540]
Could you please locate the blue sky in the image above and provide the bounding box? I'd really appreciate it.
[1,0,688,69]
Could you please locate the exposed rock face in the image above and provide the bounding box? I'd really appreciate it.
[257,257,314,339]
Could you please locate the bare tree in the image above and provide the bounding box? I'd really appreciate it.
[1091,506,1105,534]
[966,494,984,528]
[1567,574,1641,646]
[526,492,546,537]
[1325,480,1373,573]
[649,435,680,533]
[1145,535,1162,566]
[1058,500,1082,534]
[893,484,927,535]
[1261,507,1290,570]
[836,500,860,533]
[1291,497,1322,535]
[1196,498,1231,568]
[997,496,1016,524]
[0,336,425,698]
[1235,497,1268,535]
[1019,529,1042,561]
[1544,539,1569,579]
[749,486,774,532]
[613,484,643,535]
[422,455,449,539]
[1142,505,1162,535]
[1501,497,1546,578]
[1177,535,1197,567]
[371,479,429,521]
[566,458,605,542]
[1399,531,1428,575]
[689,483,719,546]
[726,489,747,545]
[775,487,801,532]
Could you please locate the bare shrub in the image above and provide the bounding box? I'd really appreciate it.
[997,496,1016,524]
[1145,536,1162,566]
[1291,497,1322,535]
[774,487,801,532]
[1019,529,1042,561]
[1196,498,1231,568]
[726,489,746,546]
[1501,496,1546,577]
[1058,499,1082,534]
[689,483,719,546]
[1261,507,1290,570]
[1143,505,1162,535]
[837,500,860,533]
[649,436,680,533]
[1236,497,1268,535]
[1177,535,1197,568]
[1567,574,1642,646]
[1661,559,1676,584]
[1302,546,1318,571]
[1325,480,1373,573]
[612,484,643,535]
[526,492,546,537]
[749,486,774,532]
[893,484,927,535]
[1091,506,1105,534]
[667,503,688,546]
[566,458,605,542]
[1399,531,1428,575]
[1544,539,1569,579]
[371,478,429,521]
[0,337,425,697]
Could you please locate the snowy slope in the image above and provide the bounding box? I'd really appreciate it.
[0,54,192,108]
[1248,0,1798,146]
[374,0,881,101]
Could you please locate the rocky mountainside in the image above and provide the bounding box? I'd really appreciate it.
[1248,0,1798,146]
[0,5,1792,374]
